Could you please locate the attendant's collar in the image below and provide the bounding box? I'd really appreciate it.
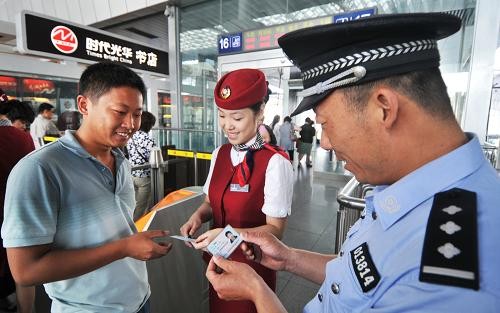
[232,132,264,152]
[370,133,484,230]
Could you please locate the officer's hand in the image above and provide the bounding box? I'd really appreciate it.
[191,228,222,250]
[206,255,264,302]
[124,230,172,260]
[240,231,290,271]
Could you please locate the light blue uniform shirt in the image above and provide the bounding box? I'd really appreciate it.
[304,134,500,312]
[1,130,149,313]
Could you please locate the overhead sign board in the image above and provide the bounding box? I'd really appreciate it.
[218,32,243,54]
[333,8,376,23]
[16,11,168,75]
[218,7,377,55]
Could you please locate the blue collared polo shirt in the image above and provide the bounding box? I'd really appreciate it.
[2,130,149,313]
[304,133,500,312]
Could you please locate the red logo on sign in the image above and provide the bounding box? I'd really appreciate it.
[51,25,78,54]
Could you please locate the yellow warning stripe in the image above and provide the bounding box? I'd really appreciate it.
[167,149,212,160]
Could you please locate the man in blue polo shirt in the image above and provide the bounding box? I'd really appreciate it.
[1,62,172,313]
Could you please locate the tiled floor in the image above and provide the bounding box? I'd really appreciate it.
[277,145,350,313]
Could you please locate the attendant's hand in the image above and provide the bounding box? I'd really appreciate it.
[206,256,264,302]
[180,214,203,237]
[192,228,222,250]
[124,230,172,260]
[180,215,204,247]
[240,231,291,271]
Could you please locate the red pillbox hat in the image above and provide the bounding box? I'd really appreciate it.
[214,68,267,110]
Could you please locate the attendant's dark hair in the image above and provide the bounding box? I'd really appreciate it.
[248,85,272,115]
[0,99,35,123]
[284,116,292,123]
[249,101,264,115]
[264,81,272,104]
[341,68,455,120]
[79,62,146,101]
[139,111,156,132]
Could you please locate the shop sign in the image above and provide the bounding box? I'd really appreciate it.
[0,76,17,91]
[22,79,55,94]
[17,11,168,75]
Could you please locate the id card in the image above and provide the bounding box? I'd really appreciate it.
[207,225,242,259]
[170,235,196,243]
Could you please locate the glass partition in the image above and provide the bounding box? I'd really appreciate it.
[152,128,217,153]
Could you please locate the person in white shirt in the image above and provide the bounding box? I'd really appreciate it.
[30,102,59,148]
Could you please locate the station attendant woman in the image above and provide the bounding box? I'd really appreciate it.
[180,68,293,313]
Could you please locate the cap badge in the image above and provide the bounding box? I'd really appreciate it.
[221,86,231,99]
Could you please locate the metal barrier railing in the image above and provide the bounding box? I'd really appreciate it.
[335,177,373,254]
[482,143,498,168]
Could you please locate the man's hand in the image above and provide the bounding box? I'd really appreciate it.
[206,256,264,301]
[206,256,288,313]
[240,231,291,271]
[124,230,172,260]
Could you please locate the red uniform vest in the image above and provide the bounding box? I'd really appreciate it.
[207,143,277,313]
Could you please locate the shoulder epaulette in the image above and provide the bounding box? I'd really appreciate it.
[419,188,478,290]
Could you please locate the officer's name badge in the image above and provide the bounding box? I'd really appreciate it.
[350,242,381,292]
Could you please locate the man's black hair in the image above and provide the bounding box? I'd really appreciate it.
[342,68,455,120]
[1,99,36,123]
[38,102,54,114]
[79,62,146,101]
[139,111,156,132]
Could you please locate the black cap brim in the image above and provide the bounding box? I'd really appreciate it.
[290,89,333,117]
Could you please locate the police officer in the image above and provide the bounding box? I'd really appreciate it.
[205,12,500,312]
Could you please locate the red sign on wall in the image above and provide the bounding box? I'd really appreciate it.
[0,76,17,91]
[22,79,55,94]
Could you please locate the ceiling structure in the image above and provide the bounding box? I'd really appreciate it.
[0,0,486,70]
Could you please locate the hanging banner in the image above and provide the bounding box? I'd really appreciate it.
[16,11,168,75]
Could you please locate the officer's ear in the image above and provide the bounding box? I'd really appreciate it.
[370,87,399,129]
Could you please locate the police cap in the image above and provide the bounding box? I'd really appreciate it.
[278,13,462,116]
